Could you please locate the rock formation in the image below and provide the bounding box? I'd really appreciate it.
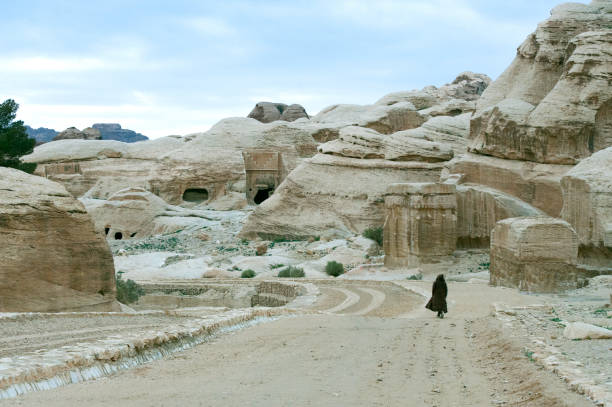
[92,123,149,143]
[561,146,612,266]
[490,217,593,292]
[0,167,118,312]
[469,3,612,164]
[384,183,457,267]
[82,187,216,239]
[25,125,58,144]
[280,104,309,122]
[53,126,102,141]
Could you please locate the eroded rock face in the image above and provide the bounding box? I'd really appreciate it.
[0,167,117,312]
[280,104,309,122]
[469,3,612,164]
[490,217,591,292]
[239,154,444,239]
[561,146,612,266]
[247,102,288,123]
[54,126,102,141]
[384,183,457,267]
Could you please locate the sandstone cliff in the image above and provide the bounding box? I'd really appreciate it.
[0,167,118,312]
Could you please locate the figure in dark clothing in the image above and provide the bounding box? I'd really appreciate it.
[425,274,448,318]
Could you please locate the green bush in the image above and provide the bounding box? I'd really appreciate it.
[241,269,256,278]
[325,261,344,277]
[116,274,145,304]
[363,227,383,247]
[270,263,285,269]
[278,266,305,278]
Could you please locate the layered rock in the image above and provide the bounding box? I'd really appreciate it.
[53,126,102,141]
[561,146,612,266]
[82,187,216,239]
[490,217,591,292]
[24,118,321,207]
[248,102,308,123]
[311,102,426,134]
[0,167,118,312]
[469,3,612,164]
[239,154,444,239]
[92,123,148,143]
[376,71,491,108]
[445,153,572,217]
[384,183,457,267]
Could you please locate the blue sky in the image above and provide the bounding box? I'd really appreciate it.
[0,0,586,139]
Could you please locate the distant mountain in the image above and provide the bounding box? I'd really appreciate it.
[25,123,149,144]
[25,126,58,144]
[92,123,149,143]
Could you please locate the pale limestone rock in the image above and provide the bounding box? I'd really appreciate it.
[0,167,117,312]
[318,126,453,162]
[280,104,309,121]
[384,183,457,267]
[446,153,572,217]
[311,102,425,134]
[393,113,471,154]
[239,154,444,239]
[563,322,612,340]
[54,126,102,141]
[561,146,612,266]
[81,187,214,240]
[490,216,591,292]
[247,102,288,123]
[470,3,612,164]
[376,72,491,107]
[455,184,544,248]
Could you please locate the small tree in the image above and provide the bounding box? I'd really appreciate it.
[0,99,36,173]
[325,261,344,277]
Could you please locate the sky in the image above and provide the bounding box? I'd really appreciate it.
[0,0,587,139]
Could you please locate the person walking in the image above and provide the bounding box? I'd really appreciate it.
[425,274,448,318]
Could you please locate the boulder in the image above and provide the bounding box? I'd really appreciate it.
[247,102,288,123]
[239,154,444,240]
[392,113,471,154]
[376,71,491,107]
[490,217,592,292]
[318,126,453,162]
[311,102,425,134]
[446,153,572,217]
[561,146,612,267]
[563,322,612,340]
[469,4,612,164]
[0,167,118,312]
[53,126,102,141]
[280,104,309,122]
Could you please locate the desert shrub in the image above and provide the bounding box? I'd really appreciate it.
[278,266,305,278]
[407,273,423,280]
[270,263,285,269]
[363,227,383,246]
[116,274,145,304]
[241,269,256,278]
[325,261,344,277]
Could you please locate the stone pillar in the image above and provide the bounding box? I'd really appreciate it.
[384,183,457,267]
[490,216,590,292]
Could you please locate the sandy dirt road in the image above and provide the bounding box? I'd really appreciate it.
[1,281,595,407]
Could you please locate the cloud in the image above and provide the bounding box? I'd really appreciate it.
[183,17,237,37]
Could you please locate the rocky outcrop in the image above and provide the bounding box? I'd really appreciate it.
[318,126,453,162]
[239,154,444,239]
[445,153,572,217]
[82,187,217,239]
[0,167,118,312]
[490,217,593,292]
[248,102,288,123]
[469,3,612,164]
[54,126,102,141]
[92,123,148,143]
[376,71,491,108]
[24,118,321,207]
[384,183,457,267]
[311,102,425,135]
[25,125,58,144]
[561,146,612,266]
[280,104,309,122]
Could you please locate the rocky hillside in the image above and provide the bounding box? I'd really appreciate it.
[26,123,148,144]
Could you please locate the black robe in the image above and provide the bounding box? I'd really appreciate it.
[425,278,448,313]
